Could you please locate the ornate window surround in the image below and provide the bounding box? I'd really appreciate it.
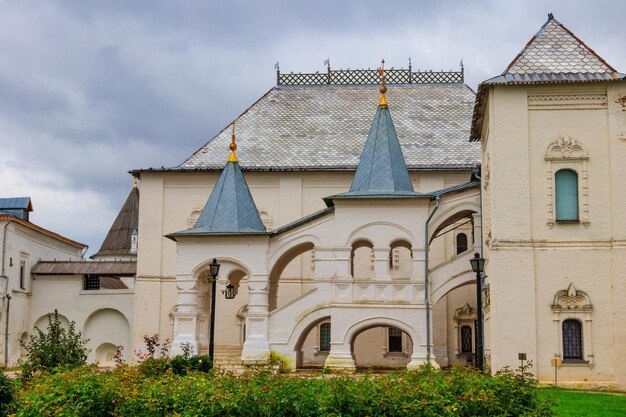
[544,136,589,228]
[551,284,594,367]
[453,303,476,356]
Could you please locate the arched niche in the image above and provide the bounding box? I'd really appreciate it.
[351,239,374,280]
[389,240,412,279]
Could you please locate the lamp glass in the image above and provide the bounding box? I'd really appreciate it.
[209,258,221,278]
[225,283,235,299]
[470,253,485,273]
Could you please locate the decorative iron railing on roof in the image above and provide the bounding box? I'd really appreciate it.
[277,65,464,86]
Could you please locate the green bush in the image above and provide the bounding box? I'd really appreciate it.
[138,355,212,377]
[0,371,15,417]
[19,310,89,377]
[14,365,554,417]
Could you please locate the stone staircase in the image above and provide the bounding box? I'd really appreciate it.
[213,345,246,373]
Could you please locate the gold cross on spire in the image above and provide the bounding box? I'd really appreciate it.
[378,59,388,106]
[229,121,238,162]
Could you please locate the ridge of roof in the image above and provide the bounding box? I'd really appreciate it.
[176,160,266,235]
[0,214,86,249]
[92,185,139,258]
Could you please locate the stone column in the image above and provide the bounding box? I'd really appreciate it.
[242,274,270,363]
[373,247,391,280]
[171,273,200,356]
[472,212,482,252]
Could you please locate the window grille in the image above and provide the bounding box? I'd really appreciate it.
[562,319,583,361]
[456,233,468,254]
[460,325,473,353]
[555,169,579,221]
[85,275,101,290]
[319,323,331,352]
[388,327,403,352]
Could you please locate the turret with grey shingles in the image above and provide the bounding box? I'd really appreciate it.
[91,184,139,260]
[170,129,266,237]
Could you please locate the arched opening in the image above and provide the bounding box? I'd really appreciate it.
[268,241,315,311]
[389,240,412,279]
[293,315,331,369]
[95,343,118,367]
[34,313,71,332]
[351,325,413,369]
[84,309,130,363]
[351,239,374,280]
[456,233,468,255]
[432,282,477,368]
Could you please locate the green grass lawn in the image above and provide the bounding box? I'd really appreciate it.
[539,388,626,416]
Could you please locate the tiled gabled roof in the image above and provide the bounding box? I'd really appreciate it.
[148,84,478,172]
[505,14,615,76]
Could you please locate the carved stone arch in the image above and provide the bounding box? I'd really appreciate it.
[342,316,420,349]
[428,201,480,244]
[344,222,416,247]
[269,234,321,268]
[191,257,254,282]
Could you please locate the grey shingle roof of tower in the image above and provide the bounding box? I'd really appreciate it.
[91,186,139,258]
[470,14,626,141]
[176,84,479,172]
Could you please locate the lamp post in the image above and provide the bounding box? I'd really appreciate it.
[469,252,485,371]
[208,258,221,363]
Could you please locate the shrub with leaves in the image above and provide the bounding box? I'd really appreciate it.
[19,310,89,377]
[0,371,15,417]
[15,365,554,416]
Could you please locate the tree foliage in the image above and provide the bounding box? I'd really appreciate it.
[19,310,89,377]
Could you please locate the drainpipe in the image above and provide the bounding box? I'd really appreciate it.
[2,219,13,368]
[424,195,440,364]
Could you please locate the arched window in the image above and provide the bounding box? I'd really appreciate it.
[562,319,583,361]
[460,325,473,353]
[456,233,468,255]
[319,323,331,352]
[555,169,578,221]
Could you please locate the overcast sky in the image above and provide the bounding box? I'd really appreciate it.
[1,0,624,255]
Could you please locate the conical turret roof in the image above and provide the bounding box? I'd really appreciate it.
[92,184,139,258]
[324,88,426,205]
[170,125,266,237]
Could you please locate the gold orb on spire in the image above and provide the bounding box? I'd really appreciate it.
[378,58,388,105]
[229,121,238,162]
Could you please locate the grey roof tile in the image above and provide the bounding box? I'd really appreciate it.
[505,16,615,75]
[177,84,479,171]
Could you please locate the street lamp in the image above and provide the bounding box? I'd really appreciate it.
[208,258,221,362]
[224,283,235,300]
[469,252,485,371]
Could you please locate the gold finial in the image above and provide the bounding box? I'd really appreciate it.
[228,121,238,162]
[133,177,138,188]
[378,59,387,105]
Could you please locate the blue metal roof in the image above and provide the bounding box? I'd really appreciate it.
[0,197,32,210]
[326,103,424,204]
[174,160,266,235]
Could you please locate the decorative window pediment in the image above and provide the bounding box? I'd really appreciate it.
[454,303,476,321]
[552,284,592,312]
[545,136,588,161]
